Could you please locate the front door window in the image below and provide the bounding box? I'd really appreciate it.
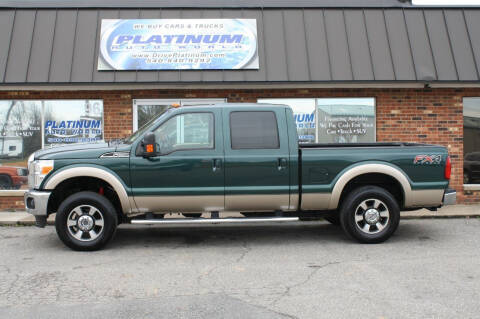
[153,113,214,154]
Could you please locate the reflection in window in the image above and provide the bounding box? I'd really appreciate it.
[0,101,42,190]
[317,98,376,143]
[463,98,480,184]
[137,104,170,130]
[134,99,225,131]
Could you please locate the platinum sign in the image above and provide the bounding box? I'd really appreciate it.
[98,19,259,70]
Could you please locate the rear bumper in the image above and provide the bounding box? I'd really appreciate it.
[24,190,51,216]
[443,188,456,206]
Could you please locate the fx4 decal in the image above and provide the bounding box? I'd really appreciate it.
[413,154,442,165]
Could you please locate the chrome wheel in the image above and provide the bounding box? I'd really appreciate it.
[67,205,105,242]
[354,199,390,235]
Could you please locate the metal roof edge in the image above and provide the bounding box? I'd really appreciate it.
[0,0,416,9]
[2,5,480,10]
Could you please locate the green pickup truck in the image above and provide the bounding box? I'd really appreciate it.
[25,103,455,250]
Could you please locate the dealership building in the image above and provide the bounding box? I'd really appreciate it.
[1,0,480,209]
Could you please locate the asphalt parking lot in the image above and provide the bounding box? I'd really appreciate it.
[0,218,479,318]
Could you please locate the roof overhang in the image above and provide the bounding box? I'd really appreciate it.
[1,82,480,91]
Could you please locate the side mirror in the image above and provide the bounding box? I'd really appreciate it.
[141,132,158,157]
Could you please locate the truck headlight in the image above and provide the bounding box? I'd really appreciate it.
[28,160,54,189]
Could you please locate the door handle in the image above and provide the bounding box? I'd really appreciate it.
[278,158,288,170]
[213,159,222,172]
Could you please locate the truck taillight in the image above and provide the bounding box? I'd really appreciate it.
[445,156,451,180]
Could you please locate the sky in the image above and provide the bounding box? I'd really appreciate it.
[413,0,480,4]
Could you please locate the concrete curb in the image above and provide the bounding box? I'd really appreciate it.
[0,205,479,226]
[0,213,56,226]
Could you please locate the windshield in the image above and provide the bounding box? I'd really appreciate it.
[123,109,172,144]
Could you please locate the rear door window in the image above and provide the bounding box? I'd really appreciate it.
[230,111,280,149]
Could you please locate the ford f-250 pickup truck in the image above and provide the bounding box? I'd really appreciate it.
[24,103,456,251]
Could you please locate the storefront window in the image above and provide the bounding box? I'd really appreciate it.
[258,98,376,144]
[0,100,103,190]
[463,98,480,185]
[133,99,226,132]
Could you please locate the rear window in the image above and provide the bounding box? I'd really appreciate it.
[230,111,280,149]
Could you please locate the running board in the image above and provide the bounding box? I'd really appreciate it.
[131,217,299,225]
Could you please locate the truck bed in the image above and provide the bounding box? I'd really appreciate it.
[300,142,432,148]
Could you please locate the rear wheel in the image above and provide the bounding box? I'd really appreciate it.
[340,186,400,244]
[55,191,118,251]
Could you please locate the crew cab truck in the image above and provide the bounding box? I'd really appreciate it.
[24,104,456,251]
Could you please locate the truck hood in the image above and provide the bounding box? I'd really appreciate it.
[34,142,121,160]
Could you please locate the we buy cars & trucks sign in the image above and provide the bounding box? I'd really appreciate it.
[98,19,259,70]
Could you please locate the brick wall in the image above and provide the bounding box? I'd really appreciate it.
[0,196,24,211]
[0,87,479,210]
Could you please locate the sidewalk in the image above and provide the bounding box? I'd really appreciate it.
[0,205,478,226]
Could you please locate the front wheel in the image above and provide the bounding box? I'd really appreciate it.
[339,186,400,244]
[55,191,118,251]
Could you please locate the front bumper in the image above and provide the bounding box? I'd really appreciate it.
[443,188,456,206]
[24,190,51,216]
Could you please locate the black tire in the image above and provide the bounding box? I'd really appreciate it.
[324,214,340,226]
[182,213,202,218]
[464,170,471,184]
[339,186,400,244]
[55,191,118,251]
[0,174,12,190]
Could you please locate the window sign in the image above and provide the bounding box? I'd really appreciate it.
[258,98,375,143]
[44,100,103,146]
[317,98,376,143]
[98,19,259,70]
[258,98,316,144]
[463,98,480,185]
[0,100,103,191]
